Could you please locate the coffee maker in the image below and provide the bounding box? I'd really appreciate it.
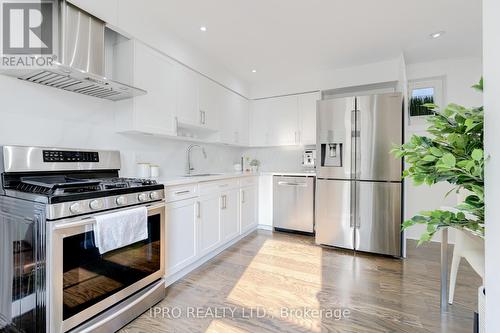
[302,147,316,170]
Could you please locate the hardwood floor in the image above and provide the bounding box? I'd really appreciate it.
[121,230,481,333]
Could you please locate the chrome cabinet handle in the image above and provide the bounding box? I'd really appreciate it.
[200,110,203,124]
[220,195,226,209]
[174,190,190,195]
[242,190,245,204]
[196,201,201,218]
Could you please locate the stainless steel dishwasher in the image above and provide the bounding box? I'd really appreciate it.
[273,175,315,234]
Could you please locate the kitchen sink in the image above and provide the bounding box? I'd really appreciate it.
[182,173,224,177]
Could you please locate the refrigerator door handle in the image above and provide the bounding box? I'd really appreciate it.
[349,181,355,228]
[351,108,356,180]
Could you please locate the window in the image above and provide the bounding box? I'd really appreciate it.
[410,87,435,116]
[408,77,445,126]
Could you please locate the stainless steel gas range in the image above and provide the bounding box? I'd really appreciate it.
[0,146,166,333]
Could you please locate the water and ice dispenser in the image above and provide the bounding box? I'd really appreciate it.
[321,143,343,167]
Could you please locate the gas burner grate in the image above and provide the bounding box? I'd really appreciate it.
[16,183,51,195]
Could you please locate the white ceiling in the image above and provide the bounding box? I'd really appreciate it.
[153,0,482,86]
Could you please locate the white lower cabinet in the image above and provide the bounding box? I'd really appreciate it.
[240,185,258,233]
[165,177,259,284]
[165,198,198,276]
[220,189,240,242]
[197,193,222,257]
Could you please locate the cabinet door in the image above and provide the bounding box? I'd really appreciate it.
[250,96,299,146]
[198,76,220,130]
[298,92,320,145]
[68,0,118,26]
[221,189,240,241]
[166,199,197,276]
[175,65,200,126]
[133,41,177,135]
[237,95,250,145]
[270,95,299,145]
[240,185,257,234]
[198,194,221,257]
[219,90,238,144]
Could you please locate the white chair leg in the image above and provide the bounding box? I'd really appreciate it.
[448,252,461,304]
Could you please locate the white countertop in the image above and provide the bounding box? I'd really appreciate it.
[159,170,315,187]
[160,172,258,187]
[261,171,316,177]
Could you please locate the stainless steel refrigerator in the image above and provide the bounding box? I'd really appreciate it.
[315,92,403,256]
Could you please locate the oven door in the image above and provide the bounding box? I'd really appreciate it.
[47,203,165,333]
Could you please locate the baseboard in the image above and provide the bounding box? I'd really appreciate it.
[257,224,273,231]
[164,226,258,287]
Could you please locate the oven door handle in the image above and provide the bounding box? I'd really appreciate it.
[53,203,165,230]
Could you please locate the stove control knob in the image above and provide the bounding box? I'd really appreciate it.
[69,202,83,214]
[138,193,148,202]
[116,196,127,206]
[89,199,103,210]
[149,191,160,200]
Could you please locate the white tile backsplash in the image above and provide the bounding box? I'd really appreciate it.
[243,146,308,172]
[0,75,243,178]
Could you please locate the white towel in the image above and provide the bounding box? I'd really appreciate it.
[94,206,148,254]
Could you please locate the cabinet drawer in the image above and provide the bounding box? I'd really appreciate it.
[165,184,198,203]
[239,176,258,187]
[199,179,240,195]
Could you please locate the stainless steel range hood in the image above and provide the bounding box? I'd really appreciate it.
[1,1,146,101]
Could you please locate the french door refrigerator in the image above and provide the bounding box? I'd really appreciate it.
[315,92,403,256]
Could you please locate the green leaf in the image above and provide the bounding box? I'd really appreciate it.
[472,77,483,92]
[422,155,437,162]
[417,233,432,246]
[430,147,443,157]
[471,149,483,161]
[441,153,456,168]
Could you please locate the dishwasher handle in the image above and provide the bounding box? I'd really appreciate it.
[277,181,308,187]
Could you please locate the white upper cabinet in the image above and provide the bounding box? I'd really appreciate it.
[219,90,249,146]
[175,65,201,127]
[250,92,320,146]
[198,76,220,131]
[68,0,118,26]
[114,40,177,136]
[250,95,299,146]
[237,95,250,146]
[298,92,321,145]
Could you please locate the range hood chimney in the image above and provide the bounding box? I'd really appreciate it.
[1,0,146,101]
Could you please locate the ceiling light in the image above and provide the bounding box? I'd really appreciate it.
[252,69,257,73]
[429,31,445,39]
[200,26,207,32]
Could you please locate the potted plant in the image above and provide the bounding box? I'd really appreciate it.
[392,79,484,244]
[249,159,261,173]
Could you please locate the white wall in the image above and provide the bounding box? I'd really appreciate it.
[404,57,483,242]
[0,75,243,178]
[113,0,249,97]
[483,0,500,330]
[250,58,401,99]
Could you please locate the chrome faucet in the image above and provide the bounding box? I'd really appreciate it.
[186,144,207,175]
